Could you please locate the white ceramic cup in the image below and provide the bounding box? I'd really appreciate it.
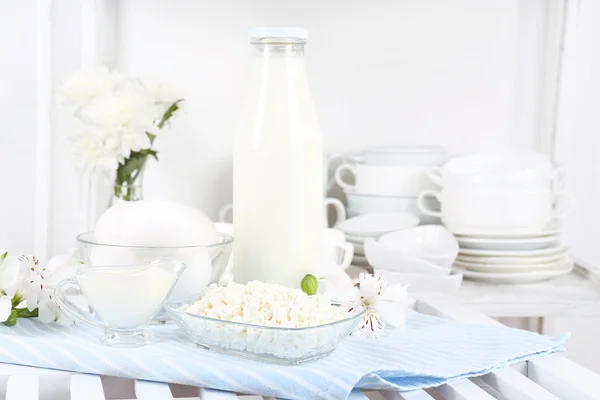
[218,197,346,228]
[323,228,354,270]
[417,187,574,232]
[345,192,440,224]
[349,145,447,166]
[335,163,435,196]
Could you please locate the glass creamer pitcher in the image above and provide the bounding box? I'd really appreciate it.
[54,258,185,347]
[233,27,324,289]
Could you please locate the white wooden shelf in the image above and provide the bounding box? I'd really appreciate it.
[451,261,600,318]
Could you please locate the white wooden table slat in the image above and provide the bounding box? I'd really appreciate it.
[383,389,436,399]
[134,379,174,400]
[415,294,595,399]
[528,354,600,400]
[6,375,39,400]
[479,366,560,400]
[200,387,241,399]
[434,379,496,400]
[70,374,105,400]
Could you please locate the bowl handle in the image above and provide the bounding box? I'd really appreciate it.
[334,163,357,191]
[427,167,444,186]
[553,193,576,219]
[418,190,443,217]
[54,278,103,328]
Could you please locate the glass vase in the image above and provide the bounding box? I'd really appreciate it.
[108,159,147,207]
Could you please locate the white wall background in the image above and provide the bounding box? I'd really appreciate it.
[0,2,38,255]
[3,0,600,373]
[113,0,550,220]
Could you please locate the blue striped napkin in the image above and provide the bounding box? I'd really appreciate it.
[0,312,566,400]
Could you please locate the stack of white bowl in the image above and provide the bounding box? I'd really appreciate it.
[335,146,447,224]
[416,152,575,283]
[363,225,463,294]
[335,212,420,266]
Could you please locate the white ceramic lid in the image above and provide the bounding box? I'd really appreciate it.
[248,27,308,39]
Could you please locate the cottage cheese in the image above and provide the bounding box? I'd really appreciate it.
[178,281,355,360]
[183,281,345,327]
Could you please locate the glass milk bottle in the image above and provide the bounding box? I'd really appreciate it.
[233,27,323,288]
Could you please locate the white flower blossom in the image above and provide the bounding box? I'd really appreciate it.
[138,75,180,105]
[59,65,125,107]
[353,273,410,337]
[60,65,181,174]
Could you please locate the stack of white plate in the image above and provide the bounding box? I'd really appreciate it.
[336,212,420,266]
[453,225,573,283]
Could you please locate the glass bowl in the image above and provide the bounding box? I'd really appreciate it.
[76,231,234,301]
[166,299,366,364]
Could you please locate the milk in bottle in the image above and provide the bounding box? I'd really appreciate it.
[233,27,323,288]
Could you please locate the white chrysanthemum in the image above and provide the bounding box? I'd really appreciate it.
[69,125,124,172]
[79,83,161,134]
[59,65,125,107]
[138,75,179,105]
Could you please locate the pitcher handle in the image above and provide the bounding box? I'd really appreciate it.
[427,167,444,186]
[324,198,347,227]
[334,164,357,191]
[54,278,104,328]
[418,190,443,217]
[218,204,233,223]
[553,193,576,219]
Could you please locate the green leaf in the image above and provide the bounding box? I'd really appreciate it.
[146,131,157,145]
[10,292,24,308]
[0,251,7,263]
[157,99,183,129]
[4,309,17,326]
[15,308,38,319]
[301,274,318,296]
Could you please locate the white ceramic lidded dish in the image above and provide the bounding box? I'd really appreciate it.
[418,187,574,233]
[428,151,565,189]
[166,299,366,364]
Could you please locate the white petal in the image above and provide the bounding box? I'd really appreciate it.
[374,283,409,328]
[357,308,385,337]
[0,297,12,322]
[0,256,22,289]
[373,300,406,328]
[56,312,75,326]
[26,294,39,312]
[381,283,410,304]
[37,301,57,324]
[359,273,385,298]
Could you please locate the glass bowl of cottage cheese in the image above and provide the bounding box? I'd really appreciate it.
[166,281,365,364]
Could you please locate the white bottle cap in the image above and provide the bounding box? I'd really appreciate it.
[248,27,308,40]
